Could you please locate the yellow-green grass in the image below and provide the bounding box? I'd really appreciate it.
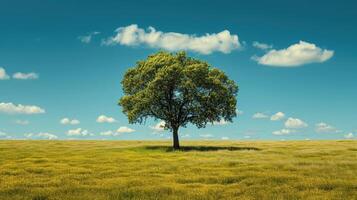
[0,140,356,200]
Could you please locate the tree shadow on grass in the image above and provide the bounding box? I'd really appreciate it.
[144,146,261,152]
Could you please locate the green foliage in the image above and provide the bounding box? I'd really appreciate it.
[119,51,238,131]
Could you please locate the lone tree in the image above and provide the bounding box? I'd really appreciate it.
[119,51,238,149]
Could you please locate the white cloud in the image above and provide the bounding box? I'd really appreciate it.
[103,24,241,54]
[315,122,338,133]
[200,133,213,138]
[0,131,7,137]
[344,133,354,139]
[150,121,166,132]
[252,41,273,50]
[70,119,80,125]
[37,133,58,140]
[99,127,135,136]
[253,41,334,67]
[96,115,116,123]
[284,117,308,129]
[25,132,58,140]
[116,126,135,133]
[67,128,89,136]
[181,133,190,138]
[60,118,80,125]
[78,31,100,43]
[24,133,33,138]
[15,120,29,125]
[213,119,229,126]
[221,136,229,140]
[270,112,285,121]
[0,102,45,114]
[272,129,296,135]
[236,109,244,115]
[0,67,10,80]
[252,112,269,119]
[13,72,39,80]
[100,130,119,136]
[0,67,39,80]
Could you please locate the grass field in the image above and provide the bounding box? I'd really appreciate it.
[0,140,356,200]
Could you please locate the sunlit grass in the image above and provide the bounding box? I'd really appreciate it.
[0,140,356,199]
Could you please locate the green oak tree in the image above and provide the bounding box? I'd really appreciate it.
[119,51,238,149]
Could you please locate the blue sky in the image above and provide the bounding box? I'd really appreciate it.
[0,0,356,140]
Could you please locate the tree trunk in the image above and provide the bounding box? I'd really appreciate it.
[173,127,180,150]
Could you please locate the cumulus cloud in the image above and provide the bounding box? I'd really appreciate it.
[0,68,39,80]
[252,112,269,119]
[0,102,45,114]
[60,118,80,125]
[13,72,39,80]
[103,24,241,54]
[252,41,334,67]
[96,115,116,123]
[0,67,10,80]
[116,126,135,133]
[150,121,166,132]
[25,132,58,140]
[344,133,354,139]
[284,117,308,129]
[213,119,229,126]
[67,128,89,136]
[252,41,273,50]
[221,136,229,140]
[99,126,135,136]
[270,112,285,121]
[272,129,296,135]
[315,122,339,133]
[15,120,29,125]
[78,31,100,43]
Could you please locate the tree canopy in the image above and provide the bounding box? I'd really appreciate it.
[119,51,238,149]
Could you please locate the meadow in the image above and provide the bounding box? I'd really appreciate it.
[0,140,356,200]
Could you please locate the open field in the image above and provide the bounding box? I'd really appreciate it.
[0,140,356,200]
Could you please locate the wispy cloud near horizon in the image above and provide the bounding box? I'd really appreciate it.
[13,72,39,80]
